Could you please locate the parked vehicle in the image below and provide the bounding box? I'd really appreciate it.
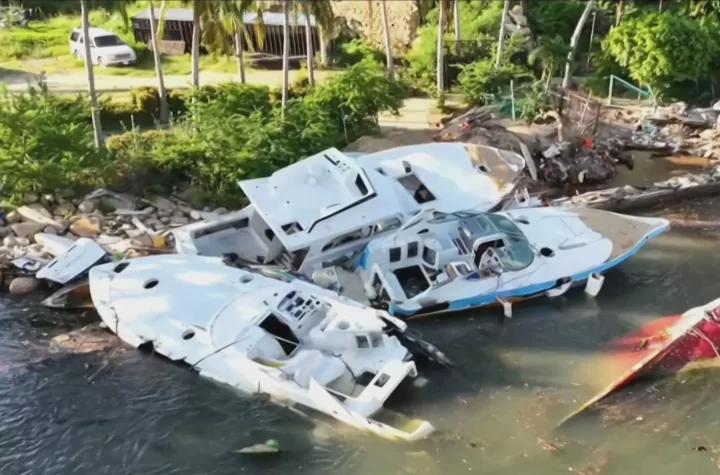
[69,27,136,66]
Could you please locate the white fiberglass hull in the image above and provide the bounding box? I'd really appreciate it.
[360,208,670,318]
[89,255,434,441]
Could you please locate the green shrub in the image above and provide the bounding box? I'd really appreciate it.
[334,39,386,67]
[0,83,114,202]
[105,60,407,206]
[457,59,530,107]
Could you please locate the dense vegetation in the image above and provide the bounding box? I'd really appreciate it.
[0,58,404,206]
[5,0,720,206]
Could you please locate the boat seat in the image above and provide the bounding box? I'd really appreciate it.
[283,349,346,389]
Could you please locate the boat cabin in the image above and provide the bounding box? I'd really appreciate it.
[173,144,525,276]
[358,211,536,306]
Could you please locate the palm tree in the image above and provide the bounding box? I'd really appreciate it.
[207,0,265,85]
[453,0,461,56]
[436,0,446,93]
[282,0,290,115]
[529,36,570,91]
[80,0,103,147]
[378,0,394,79]
[179,0,212,88]
[495,0,511,69]
[299,0,333,88]
[148,0,168,123]
[561,0,595,89]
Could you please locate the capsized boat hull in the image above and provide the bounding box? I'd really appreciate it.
[387,210,669,319]
[89,255,435,442]
[560,296,720,425]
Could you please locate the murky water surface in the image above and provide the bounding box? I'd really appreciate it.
[2,200,720,475]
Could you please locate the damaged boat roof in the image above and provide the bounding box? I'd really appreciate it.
[238,144,525,251]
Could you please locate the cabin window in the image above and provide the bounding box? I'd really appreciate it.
[321,227,372,252]
[407,241,419,258]
[264,228,276,242]
[356,335,370,349]
[281,222,303,235]
[370,333,383,348]
[373,217,402,234]
[388,247,401,263]
[259,313,299,356]
[422,247,437,266]
[354,175,369,196]
[398,174,436,204]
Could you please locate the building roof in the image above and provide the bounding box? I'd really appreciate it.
[132,8,316,27]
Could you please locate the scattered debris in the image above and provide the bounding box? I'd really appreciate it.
[235,439,281,455]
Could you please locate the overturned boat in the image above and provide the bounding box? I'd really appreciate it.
[561,296,720,425]
[89,254,442,441]
[173,143,525,275]
[335,207,668,318]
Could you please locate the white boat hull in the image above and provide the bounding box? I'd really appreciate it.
[89,255,434,441]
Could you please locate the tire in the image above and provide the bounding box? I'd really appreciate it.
[96,56,103,66]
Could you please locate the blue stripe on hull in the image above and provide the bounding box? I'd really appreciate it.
[389,224,667,319]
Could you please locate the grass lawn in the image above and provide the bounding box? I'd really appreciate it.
[0,1,274,77]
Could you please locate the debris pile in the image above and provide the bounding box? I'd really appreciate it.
[0,188,226,294]
[511,165,720,212]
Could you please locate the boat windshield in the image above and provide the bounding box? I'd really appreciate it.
[483,214,534,271]
[427,211,534,271]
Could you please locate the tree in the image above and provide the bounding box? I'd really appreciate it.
[561,0,595,89]
[604,12,716,98]
[495,0,510,69]
[148,0,169,123]
[206,0,265,85]
[436,0,446,93]
[378,0,394,79]
[299,0,333,87]
[179,0,212,88]
[529,35,570,91]
[282,0,290,115]
[453,0,461,55]
[80,0,103,147]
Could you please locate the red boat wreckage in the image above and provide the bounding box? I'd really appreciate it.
[561,297,720,425]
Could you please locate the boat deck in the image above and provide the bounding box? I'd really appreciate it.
[570,207,658,261]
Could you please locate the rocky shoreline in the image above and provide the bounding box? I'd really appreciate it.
[0,188,227,295]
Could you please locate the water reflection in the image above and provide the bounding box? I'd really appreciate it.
[1,210,720,474]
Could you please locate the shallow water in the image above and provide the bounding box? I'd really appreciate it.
[2,206,720,475]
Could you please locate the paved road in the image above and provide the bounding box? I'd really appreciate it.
[1,68,336,93]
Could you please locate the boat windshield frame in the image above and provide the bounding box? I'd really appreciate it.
[429,211,535,272]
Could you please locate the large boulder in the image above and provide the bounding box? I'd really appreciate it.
[331,0,421,53]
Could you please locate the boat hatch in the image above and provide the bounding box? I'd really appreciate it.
[393,266,430,299]
[259,313,299,356]
[397,174,436,204]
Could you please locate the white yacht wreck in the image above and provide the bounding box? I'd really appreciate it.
[173,143,525,277]
[340,207,669,318]
[88,254,442,441]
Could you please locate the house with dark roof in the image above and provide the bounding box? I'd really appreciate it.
[131,7,320,57]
